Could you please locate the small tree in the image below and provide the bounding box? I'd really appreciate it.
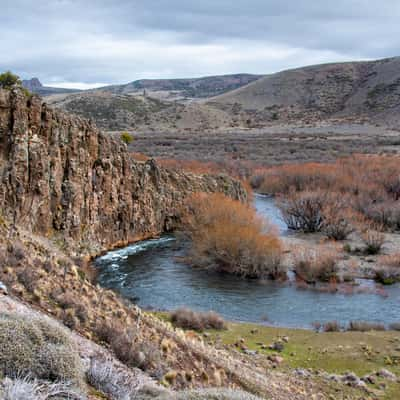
[120,132,134,145]
[0,71,21,89]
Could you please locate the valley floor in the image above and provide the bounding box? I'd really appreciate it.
[126,123,400,166]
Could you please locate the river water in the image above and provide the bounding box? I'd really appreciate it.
[95,194,400,328]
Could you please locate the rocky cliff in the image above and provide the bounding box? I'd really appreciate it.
[0,88,246,256]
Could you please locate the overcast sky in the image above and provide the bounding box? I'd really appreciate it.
[1,0,400,89]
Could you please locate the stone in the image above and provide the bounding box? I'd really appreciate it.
[377,368,397,381]
[267,354,284,365]
[0,281,8,295]
[269,342,284,352]
[243,349,258,356]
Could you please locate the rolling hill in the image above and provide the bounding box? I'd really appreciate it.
[47,57,400,131]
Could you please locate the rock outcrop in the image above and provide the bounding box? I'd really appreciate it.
[0,88,246,256]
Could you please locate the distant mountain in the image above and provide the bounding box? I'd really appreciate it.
[22,78,81,96]
[100,74,263,98]
[47,57,400,131]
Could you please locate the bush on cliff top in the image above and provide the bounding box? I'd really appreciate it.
[0,71,21,89]
[182,193,285,279]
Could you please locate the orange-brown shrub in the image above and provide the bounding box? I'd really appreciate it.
[293,247,339,283]
[182,193,285,279]
[251,155,400,233]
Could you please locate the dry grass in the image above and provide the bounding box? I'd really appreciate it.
[182,193,285,279]
[0,313,83,385]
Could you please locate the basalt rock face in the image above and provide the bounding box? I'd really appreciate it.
[0,89,246,255]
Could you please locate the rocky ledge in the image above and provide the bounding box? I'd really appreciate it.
[0,88,246,256]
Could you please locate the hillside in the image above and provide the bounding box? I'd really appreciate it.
[46,57,400,132]
[101,74,263,98]
[209,56,400,127]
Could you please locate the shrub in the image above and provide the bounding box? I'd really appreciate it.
[94,319,125,344]
[16,268,40,293]
[251,155,400,234]
[361,228,385,255]
[379,253,400,269]
[56,292,88,325]
[322,197,356,240]
[182,193,285,279]
[0,71,21,89]
[374,268,400,285]
[347,321,385,332]
[87,358,156,399]
[171,308,226,331]
[323,321,341,332]
[0,313,83,384]
[93,319,160,370]
[278,190,325,232]
[120,131,134,145]
[1,377,84,400]
[293,248,339,283]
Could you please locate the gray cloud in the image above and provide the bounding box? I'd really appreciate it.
[1,0,400,87]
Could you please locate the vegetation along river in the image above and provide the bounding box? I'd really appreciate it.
[95,194,400,328]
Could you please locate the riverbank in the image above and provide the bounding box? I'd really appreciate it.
[154,311,400,399]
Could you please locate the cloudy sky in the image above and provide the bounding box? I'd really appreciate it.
[1,0,400,88]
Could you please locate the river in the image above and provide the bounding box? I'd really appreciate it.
[95,194,400,328]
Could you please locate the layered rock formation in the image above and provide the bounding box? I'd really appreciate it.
[0,88,246,256]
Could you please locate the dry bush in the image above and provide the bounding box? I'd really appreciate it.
[0,313,83,384]
[1,376,84,400]
[16,267,40,293]
[252,155,400,234]
[375,253,400,284]
[171,308,226,331]
[380,253,400,269]
[86,358,160,400]
[93,319,160,370]
[347,321,385,332]
[293,247,339,283]
[323,321,341,332]
[361,228,385,255]
[182,193,285,279]
[278,190,325,232]
[94,319,126,344]
[321,196,356,240]
[56,292,88,325]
